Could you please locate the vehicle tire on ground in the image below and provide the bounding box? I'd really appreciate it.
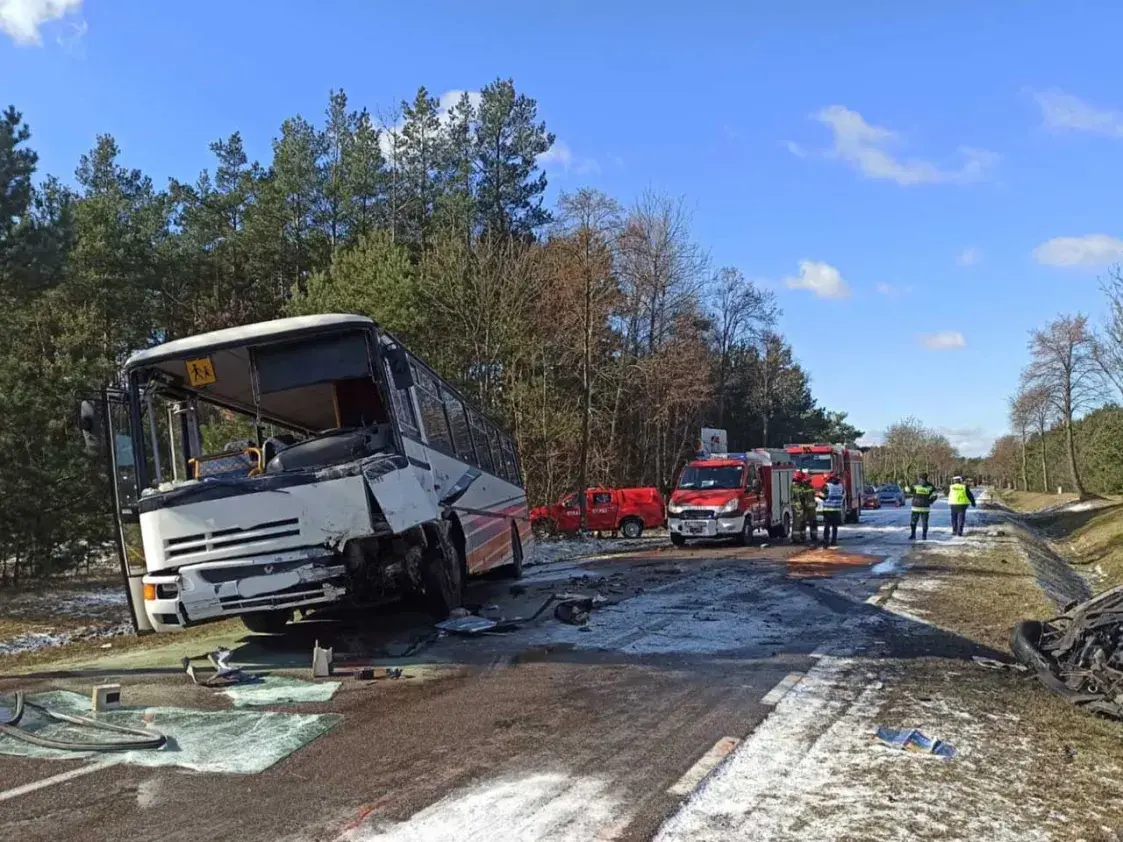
[241,609,293,634]
[1010,620,1055,676]
[670,532,686,547]
[620,518,644,540]
[781,511,792,540]
[421,522,464,619]
[739,517,754,546]
[500,522,524,580]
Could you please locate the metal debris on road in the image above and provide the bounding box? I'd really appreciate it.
[971,656,1028,672]
[874,726,957,759]
[183,647,259,687]
[1012,584,1123,719]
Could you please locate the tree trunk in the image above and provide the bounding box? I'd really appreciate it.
[1019,428,1028,492]
[576,261,593,530]
[1039,435,1050,493]
[1064,413,1085,496]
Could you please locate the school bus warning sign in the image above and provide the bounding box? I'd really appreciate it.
[185,357,216,387]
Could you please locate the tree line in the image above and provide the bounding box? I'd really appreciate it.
[0,81,859,581]
[990,275,1123,496]
[861,418,985,488]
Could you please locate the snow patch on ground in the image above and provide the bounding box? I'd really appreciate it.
[520,565,876,657]
[527,534,665,568]
[345,772,629,841]
[0,583,132,656]
[0,621,132,656]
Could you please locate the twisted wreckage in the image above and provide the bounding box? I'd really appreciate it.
[1013,584,1123,719]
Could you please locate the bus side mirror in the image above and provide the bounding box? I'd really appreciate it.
[384,345,415,391]
[78,399,103,454]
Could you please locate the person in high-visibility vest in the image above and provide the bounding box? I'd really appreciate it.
[947,475,976,537]
[909,473,938,541]
[817,473,846,549]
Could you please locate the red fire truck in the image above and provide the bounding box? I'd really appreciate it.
[667,449,794,547]
[784,443,865,523]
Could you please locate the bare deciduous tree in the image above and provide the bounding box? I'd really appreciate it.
[1009,390,1035,491]
[1093,265,1123,402]
[1024,315,1097,496]
[709,267,778,427]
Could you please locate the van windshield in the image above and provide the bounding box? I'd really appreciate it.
[677,466,742,490]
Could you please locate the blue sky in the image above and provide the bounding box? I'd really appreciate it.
[4,1,1123,456]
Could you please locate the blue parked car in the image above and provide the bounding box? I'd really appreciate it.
[877,484,906,508]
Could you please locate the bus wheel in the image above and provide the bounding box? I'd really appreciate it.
[501,523,524,580]
[242,609,293,634]
[422,523,463,619]
[620,518,644,540]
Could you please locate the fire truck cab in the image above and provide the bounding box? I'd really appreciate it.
[667,449,794,547]
[784,443,865,524]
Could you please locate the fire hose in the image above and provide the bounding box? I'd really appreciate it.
[0,692,166,752]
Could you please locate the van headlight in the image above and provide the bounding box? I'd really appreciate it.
[718,499,740,515]
[668,502,684,515]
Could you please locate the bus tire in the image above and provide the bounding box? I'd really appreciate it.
[620,518,644,540]
[670,532,686,547]
[422,523,463,619]
[501,523,524,580]
[241,609,293,635]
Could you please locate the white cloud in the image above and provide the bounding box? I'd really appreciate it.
[919,331,967,351]
[956,247,981,266]
[1032,234,1123,268]
[783,260,851,300]
[537,139,599,175]
[785,140,807,159]
[875,282,910,299]
[811,105,997,186]
[0,0,81,45]
[936,426,996,458]
[1033,88,1123,137]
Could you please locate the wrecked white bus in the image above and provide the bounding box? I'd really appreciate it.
[79,314,532,635]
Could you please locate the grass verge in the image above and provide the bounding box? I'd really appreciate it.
[995,489,1079,512]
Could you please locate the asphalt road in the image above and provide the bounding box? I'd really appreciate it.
[0,500,981,841]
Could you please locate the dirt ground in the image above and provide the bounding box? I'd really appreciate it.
[3,501,1118,841]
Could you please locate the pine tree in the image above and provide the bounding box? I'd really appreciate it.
[474,78,554,237]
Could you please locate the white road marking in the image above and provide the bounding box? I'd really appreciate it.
[809,643,830,659]
[760,672,804,706]
[0,760,114,802]
[667,736,741,797]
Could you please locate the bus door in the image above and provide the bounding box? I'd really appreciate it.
[82,389,154,634]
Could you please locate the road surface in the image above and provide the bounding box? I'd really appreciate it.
[0,499,983,841]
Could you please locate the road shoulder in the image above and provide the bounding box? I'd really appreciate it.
[657,518,1123,842]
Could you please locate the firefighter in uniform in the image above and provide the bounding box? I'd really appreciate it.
[948,475,976,537]
[909,473,938,541]
[818,473,846,548]
[791,471,818,544]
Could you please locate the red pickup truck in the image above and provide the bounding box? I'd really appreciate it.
[530,487,666,539]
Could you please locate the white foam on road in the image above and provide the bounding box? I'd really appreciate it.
[346,772,629,842]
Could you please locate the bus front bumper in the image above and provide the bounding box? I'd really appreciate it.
[142,550,347,632]
[668,514,746,539]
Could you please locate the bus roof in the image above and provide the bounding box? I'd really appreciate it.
[124,314,375,371]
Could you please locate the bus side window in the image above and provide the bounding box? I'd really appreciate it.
[487,425,509,482]
[468,410,495,475]
[385,359,419,437]
[501,437,520,486]
[411,365,454,452]
[442,389,476,464]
